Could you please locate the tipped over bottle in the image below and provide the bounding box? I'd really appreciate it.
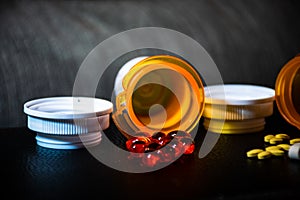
[111,55,205,138]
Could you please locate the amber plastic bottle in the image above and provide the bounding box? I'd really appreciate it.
[111,55,205,138]
[275,54,300,129]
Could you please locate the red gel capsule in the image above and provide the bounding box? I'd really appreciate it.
[169,140,184,157]
[142,153,160,167]
[145,141,161,152]
[164,131,177,145]
[184,142,195,155]
[151,132,167,146]
[151,132,166,141]
[165,130,190,144]
[126,137,148,153]
[165,130,177,140]
[161,145,176,162]
[152,139,165,146]
[180,136,195,155]
[131,142,146,153]
[180,137,193,146]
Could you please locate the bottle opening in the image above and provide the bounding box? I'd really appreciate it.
[112,55,204,138]
[130,68,196,130]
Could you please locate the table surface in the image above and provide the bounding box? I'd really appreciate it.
[2,107,300,200]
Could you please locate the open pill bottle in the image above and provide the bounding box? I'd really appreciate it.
[275,54,300,130]
[275,54,300,160]
[111,55,205,139]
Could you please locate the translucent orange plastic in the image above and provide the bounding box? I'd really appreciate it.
[275,54,300,130]
[112,55,205,138]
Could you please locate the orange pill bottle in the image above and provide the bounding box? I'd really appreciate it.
[275,54,300,129]
[111,55,205,138]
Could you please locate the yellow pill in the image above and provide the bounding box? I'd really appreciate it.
[267,149,285,156]
[246,149,264,158]
[290,138,300,145]
[269,137,283,145]
[264,135,275,143]
[265,146,281,151]
[277,144,290,151]
[257,151,272,159]
[275,133,290,140]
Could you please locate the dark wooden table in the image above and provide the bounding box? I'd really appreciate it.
[2,107,300,200]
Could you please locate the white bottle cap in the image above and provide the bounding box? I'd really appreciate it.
[204,84,275,106]
[23,96,113,149]
[35,131,102,150]
[203,84,275,134]
[24,96,113,119]
[288,143,300,160]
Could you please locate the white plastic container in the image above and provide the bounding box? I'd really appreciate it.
[23,96,113,149]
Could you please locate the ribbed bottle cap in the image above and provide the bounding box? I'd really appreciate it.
[23,96,113,149]
[203,84,275,134]
[35,131,102,150]
[203,118,265,134]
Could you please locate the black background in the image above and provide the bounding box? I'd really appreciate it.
[2,1,300,200]
[1,0,300,128]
